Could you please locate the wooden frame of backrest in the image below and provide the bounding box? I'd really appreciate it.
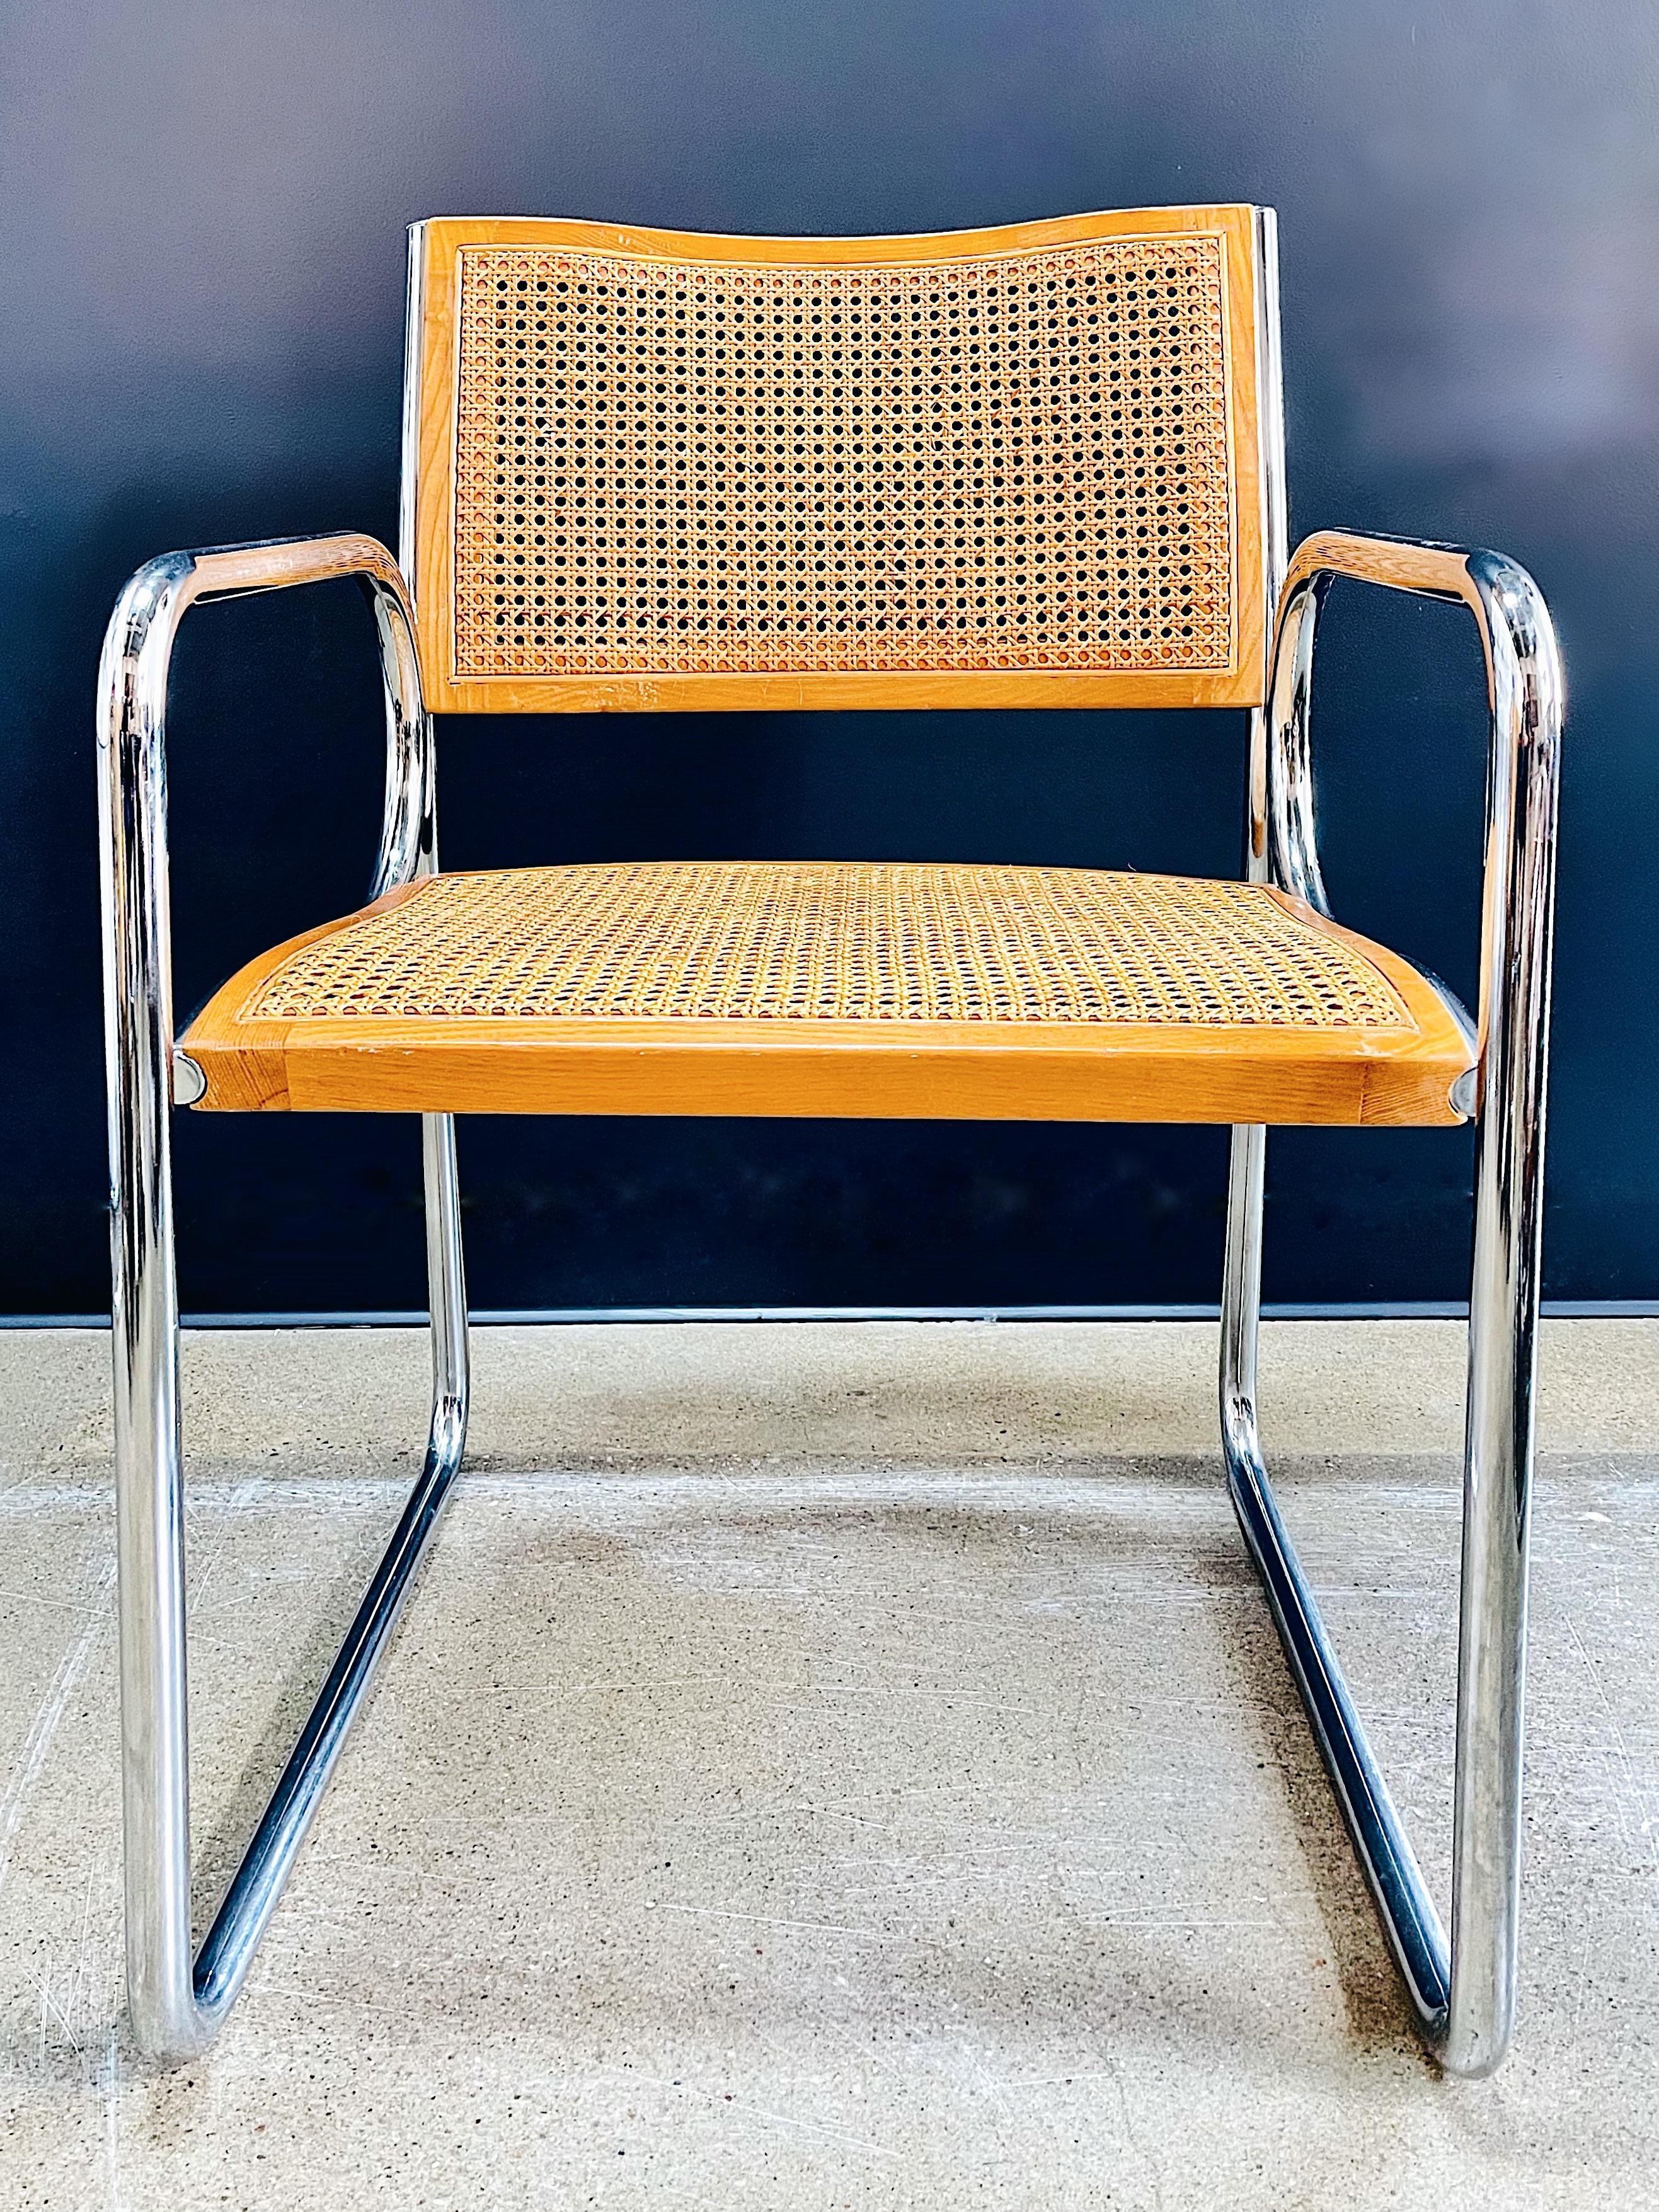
[403,205,1275,714]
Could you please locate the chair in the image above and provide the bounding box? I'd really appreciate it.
[98,206,1562,2075]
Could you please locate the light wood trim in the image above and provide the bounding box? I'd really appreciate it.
[181,884,1469,1128]
[426,669,1263,715]
[411,206,1266,716]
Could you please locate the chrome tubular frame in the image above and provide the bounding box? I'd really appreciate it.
[96,529,471,2060]
[100,210,1559,2082]
[1221,210,1564,2083]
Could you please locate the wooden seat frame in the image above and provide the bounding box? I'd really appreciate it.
[182,866,1471,1127]
[98,207,1563,2077]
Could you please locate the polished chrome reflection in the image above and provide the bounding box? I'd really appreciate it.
[1220,514,1563,2075]
[98,530,471,2060]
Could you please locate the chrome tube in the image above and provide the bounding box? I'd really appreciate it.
[1445,548,1561,2074]
[1217,212,1290,2022]
[1219,521,1564,2076]
[397,214,472,1521]
[398,215,474,1721]
[1262,570,1333,915]
[98,529,469,2060]
[1217,214,1289,1965]
[365,570,435,899]
[1219,207,1290,1533]
[99,552,197,2053]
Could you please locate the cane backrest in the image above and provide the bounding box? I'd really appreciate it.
[406,207,1272,714]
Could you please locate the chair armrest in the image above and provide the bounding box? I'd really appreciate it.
[96,532,433,1108]
[1258,529,1564,1115]
[96,529,435,1115]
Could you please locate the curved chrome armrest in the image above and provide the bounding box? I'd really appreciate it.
[96,531,434,1109]
[98,534,468,2062]
[1258,529,1564,1113]
[1230,531,1562,2077]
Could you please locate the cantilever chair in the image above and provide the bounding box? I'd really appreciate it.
[98,206,1562,2076]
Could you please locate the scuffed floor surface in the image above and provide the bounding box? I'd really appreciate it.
[0,1318,1655,2209]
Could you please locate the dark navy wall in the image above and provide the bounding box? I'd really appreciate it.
[2,1,1655,1313]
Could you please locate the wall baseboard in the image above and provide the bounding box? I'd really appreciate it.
[3,1301,1655,1329]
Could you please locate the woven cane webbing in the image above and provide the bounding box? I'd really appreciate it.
[452,232,1236,680]
[246,866,1412,1031]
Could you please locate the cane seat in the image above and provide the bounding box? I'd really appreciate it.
[181,859,1471,1125]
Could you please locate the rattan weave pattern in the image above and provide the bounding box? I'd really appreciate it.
[452,233,1236,680]
[245,866,1412,1031]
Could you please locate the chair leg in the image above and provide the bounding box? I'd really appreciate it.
[1219,1102,1540,2077]
[114,1108,469,2061]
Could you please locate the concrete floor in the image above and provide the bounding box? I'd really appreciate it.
[0,1317,1655,2209]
